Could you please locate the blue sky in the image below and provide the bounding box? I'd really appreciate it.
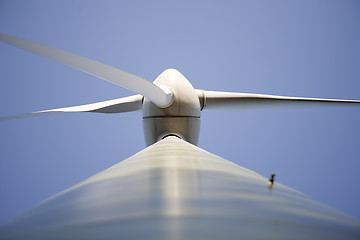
[0,0,360,223]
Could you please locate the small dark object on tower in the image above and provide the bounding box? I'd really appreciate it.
[268,173,276,188]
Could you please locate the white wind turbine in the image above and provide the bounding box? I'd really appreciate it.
[1,33,360,240]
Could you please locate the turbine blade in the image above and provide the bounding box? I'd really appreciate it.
[0,95,142,121]
[197,90,360,110]
[0,33,172,108]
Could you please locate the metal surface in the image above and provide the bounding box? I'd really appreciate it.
[1,137,359,240]
[143,117,200,146]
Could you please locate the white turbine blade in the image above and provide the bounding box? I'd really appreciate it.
[0,95,142,121]
[0,33,172,108]
[197,90,360,110]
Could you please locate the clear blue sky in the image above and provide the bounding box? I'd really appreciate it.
[0,0,360,223]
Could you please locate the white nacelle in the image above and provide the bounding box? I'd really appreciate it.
[142,69,201,146]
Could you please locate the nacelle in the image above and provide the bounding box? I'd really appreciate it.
[142,69,201,146]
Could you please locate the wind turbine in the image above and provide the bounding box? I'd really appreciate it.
[1,33,360,239]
